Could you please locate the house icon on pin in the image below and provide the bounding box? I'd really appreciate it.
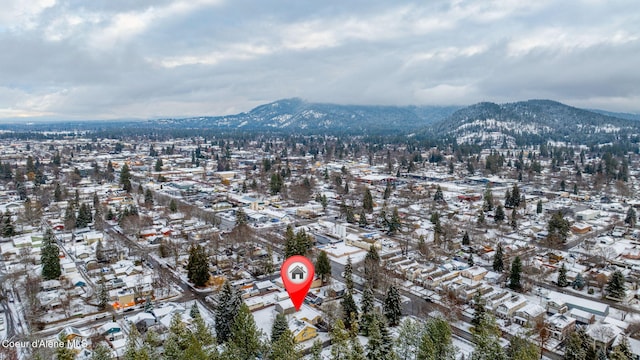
[289,265,306,280]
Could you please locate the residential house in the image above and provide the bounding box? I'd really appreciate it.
[547,313,576,341]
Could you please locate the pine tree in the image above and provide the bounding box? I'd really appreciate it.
[330,319,350,360]
[557,263,569,287]
[606,270,627,300]
[2,212,15,237]
[494,205,505,223]
[269,329,300,360]
[41,229,61,280]
[536,199,543,214]
[509,256,522,291]
[383,284,402,326]
[610,335,633,360]
[471,312,505,360]
[383,181,392,200]
[310,339,323,360]
[56,334,76,360]
[315,251,331,284]
[359,209,369,227]
[462,231,470,246]
[492,244,504,272]
[625,207,637,228]
[477,210,485,225]
[506,335,539,360]
[425,317,455,360]
[271,313,289,343]
[225,304,263,359]
[154,158,163,172]
[388,207,401,234]
[341,291,359,330]
[482,186,493,212]
[360,284,375,335]
[563,331,586,360]
[471,294,486,332]
[366,315,387,360]
[363,188,374,212]
[395,318,423,360]
[91,344,114,360]
[192,308,214,346]
[64,203,76,230]
[433,185,444,202]
[120,163,132,193]
[510,207,517,230]
[186,244,209,287]
[364,245,381,287]
[97,276,109,310]
[548,211,570,244]
[144,188,153,207]
[215,281,242,343]
[344,256,354,292]
[169,199,178,212]
[54,182,62,202]
[573,273,586,290]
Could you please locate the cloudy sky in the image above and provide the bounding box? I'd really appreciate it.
[1,0,639,120]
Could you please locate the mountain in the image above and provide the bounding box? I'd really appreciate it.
[429,100,640,146]
[589,109,640,122]
[154,98,461,135]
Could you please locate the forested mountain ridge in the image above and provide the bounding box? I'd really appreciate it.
[428,99,640,146]
[153,98,460,135]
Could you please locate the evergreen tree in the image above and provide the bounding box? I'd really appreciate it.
[154,158,163,172]
[123,325,148,360]
[606,270,627,300]
[470,294,486,332]
[366,315,395,360]
[169,199,178,212]
[315,251,331,284]
[433,185,444,202]
[186,244,209,287]
[477,210,485,225]
[64,203,76,230]
[384,284,402,326]
[360,284,375,335]
[120,163,132,193]
[506,335,539,360]
[425,317,455,360]
[471,312,505,360]
[625,207,636,228]
[330,319,350,360]
[310,339,323,360]
[41,229,61,280]
[271,313,289,343]
[91,344,114,360]
[359,209,369,227]
[557,263,569,287]
[344,256,354,292]
[225,304,262,359]
[510,207,517,230]
[563,331,586,360]
[97,276,109,310]
[54,182,62,202]
[341,291,359,330]
[144,188,153,207]
[269,329,300,360]
[395,319,423,360]
[494,205,505,223]
[482,186,494,212]
[192,308,214,347]
[610,336,633,360]
[536,199,543,214]
[388,207,401,234]
[2,212,15,238]
[462,231,470,246]
[383,181,392,200]
[56,334,76,360]
[573,272,586,290]
[363,188,374,212]
[364,245,381,287]
[547,211,571,244]
[492,243,504,272]
[215,281,242,343]
[509,256,522,291]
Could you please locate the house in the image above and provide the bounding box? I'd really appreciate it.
[99,322,122,337]
[496,295,528,319]
[547,313,576,341]
[289,317,317,343]
[461,266,488,281]
[514,303,546,327]
[587,323,621,350]
[57,326,88,342]
[568,308,596,324]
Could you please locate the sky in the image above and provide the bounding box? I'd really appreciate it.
[0,0,639,121]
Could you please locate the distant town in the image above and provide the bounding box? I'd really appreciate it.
[0,129,639,360]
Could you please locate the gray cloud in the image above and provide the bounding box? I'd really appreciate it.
[0,0,639,120]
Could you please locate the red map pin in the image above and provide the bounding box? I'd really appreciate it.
[281,255,315,311]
